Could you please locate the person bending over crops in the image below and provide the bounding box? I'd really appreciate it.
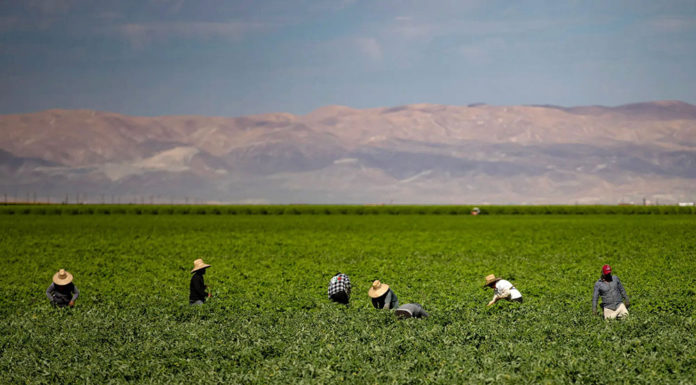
[592,264,630,319]
[46,269,79,308]
[328,272,351,305]
[368,280,399,309]
[395,303,429,318]
[190,259,212,305]
[484,274,523,306]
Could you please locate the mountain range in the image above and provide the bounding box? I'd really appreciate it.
[1,101,695,204]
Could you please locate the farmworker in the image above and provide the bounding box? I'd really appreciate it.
[592,264,630,319]
[190,258,212,305]
[328,272,351,304]
[368,280,399,310]
[46,269,79,308]
[395,303,429,318]
[483,274,522,306]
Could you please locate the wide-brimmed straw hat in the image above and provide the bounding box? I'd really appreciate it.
[368,280,390,298]
[191,258,211,273]
[53,269,73,285]
[483,274,502,287]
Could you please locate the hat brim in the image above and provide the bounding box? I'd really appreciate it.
[483,278,502,288]
[368,284,389,298]
[53,272,73,285]
[395,309,412,318]
[191,264,211,273]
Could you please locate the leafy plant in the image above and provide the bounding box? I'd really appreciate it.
[0,214,694,384]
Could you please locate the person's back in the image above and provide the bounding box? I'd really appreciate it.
[369,280,399,310]
[328,273,351,304]
[189,259,211,305]
[395,303,429,318]
[484,274,522,306]
[46,269,79,307]
[189,273,207,304]
[494,279,522,301]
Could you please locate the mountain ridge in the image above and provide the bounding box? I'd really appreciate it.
[1,101,695,204]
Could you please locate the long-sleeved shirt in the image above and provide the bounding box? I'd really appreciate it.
[46,283,79,304]
[372,288,399,310]
[327,273,351,299]
[493,279,522,301]
[396,303,429,318]
[189,273,208,303]
[592,275,629,312]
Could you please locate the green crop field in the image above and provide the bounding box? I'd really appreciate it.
[1,212,695,384]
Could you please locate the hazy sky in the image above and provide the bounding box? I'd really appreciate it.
[1,0,695,116]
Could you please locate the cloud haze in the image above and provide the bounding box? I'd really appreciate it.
[0,0,695,116]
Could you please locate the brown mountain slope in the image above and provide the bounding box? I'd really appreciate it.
[1,101,695,204]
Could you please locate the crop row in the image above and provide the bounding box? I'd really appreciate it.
[0,204,695,215]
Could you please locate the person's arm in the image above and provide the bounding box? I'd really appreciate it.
[488,286,509,306]
[592,282,600,314]
[616,277,629,307]
[69,285,79,306]
[487,294,498,306]
[383,291,393,310]
[46,283,55,301]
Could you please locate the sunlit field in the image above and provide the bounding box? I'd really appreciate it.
[1,211,694,384]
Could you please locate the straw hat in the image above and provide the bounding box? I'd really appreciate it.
[191,258,211,273]
[368,280,390,298]
[483,274,502,287]
[53,269,73,285]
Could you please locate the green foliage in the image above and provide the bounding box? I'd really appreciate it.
[0,215,695,384]
[1,204,695,216]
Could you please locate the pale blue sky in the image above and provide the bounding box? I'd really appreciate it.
[1,0,695,116]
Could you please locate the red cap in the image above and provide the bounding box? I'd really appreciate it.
[602,264,612,275]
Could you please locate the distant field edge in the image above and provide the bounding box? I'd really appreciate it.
[0,204,694,215]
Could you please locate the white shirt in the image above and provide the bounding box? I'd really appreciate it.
[494,279,522,300]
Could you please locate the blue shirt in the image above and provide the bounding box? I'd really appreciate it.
[592,275,629,312]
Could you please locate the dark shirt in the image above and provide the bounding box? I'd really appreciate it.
[593,275,629,312]
[371,288,399,310]
[46,283,79,305]
[189,273,208,303]
[397,303,429,318]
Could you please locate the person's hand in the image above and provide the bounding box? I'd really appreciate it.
[487,300,495,307]
[208,292,212,298]
[625,300,630,308]
[68,301,75,307]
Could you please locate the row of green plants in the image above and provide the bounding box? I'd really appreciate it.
[1,214,694,384]
[1,204,695,215]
